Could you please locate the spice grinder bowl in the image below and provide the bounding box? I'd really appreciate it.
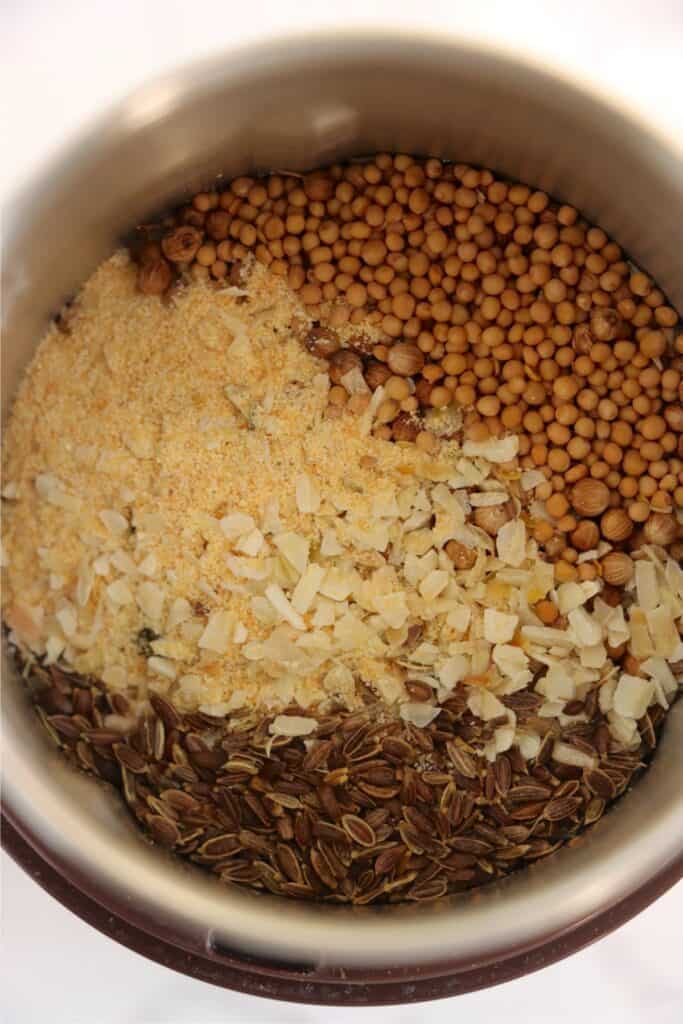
[3,29,683,1003]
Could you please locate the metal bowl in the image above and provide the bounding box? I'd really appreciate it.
[3,29,683,1004]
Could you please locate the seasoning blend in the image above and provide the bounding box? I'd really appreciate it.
[2,154,682,905]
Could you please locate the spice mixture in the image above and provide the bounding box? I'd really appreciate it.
[3,153,683,905]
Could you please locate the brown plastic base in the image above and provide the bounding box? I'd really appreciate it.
[3,812,682,1005]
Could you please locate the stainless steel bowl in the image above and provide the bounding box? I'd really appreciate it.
[3,29,683,1002]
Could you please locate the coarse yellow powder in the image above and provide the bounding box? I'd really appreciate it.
[2,252,465,715]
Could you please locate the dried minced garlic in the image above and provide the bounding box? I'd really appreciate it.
[3,255,682,757]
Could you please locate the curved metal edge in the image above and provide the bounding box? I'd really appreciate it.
[4,812,682,1006]
[4,25,682,224]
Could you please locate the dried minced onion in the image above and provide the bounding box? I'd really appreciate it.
[147,655,177,680]
[269,715,318,737]
[373,591,410,629]
[552,741,596,769]
[635,561,658,611]
[220,512,256,540]
[99,508,128,534]
[469,491,508,507]
[295,473,321,515]
[106,579,133,605]
[607,710,639,747]
[400,702,441,728]
[166,597,192,631]
[567,608,602,647]
[613,673,655,719]
[265,584,306,630]
[496,519,526,567]
[537,663,575,701]
[273,532,309,575]
[462,435,519,463]
[235,528,265,556]
[467,687,506,721]
[516,731,541,760]
[483,609,518,644]
[647,606,680,658]
[418,569,449,601]
[199,610,235,654]
[137,581,165,623]
[520,469,545,491]
[291,564,326,614]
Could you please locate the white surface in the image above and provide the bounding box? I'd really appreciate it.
[2,0,682,1020]
[2,855,682,1022]
[2,0,683,200]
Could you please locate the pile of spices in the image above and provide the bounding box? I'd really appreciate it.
[2,153,682,905]
[136,154,683,574]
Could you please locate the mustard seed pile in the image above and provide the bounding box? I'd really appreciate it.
[3,153,683,906]
[137,154,683,577]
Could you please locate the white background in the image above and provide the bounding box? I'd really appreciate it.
[2,1,682,1021]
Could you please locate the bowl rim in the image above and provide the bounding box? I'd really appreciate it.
[4,813,682,1004]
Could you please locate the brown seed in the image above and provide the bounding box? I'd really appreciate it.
[364,360,393,390]
[407,878,448,901]
[310,847,339,889]
[543,796,582,821]
[113,744,147,774]
[205,209,231,241]
[643,512,678,547]
[446,741,477,779]
[150,694,181,730]
[327,349,363,385]
[161,789,200,814]
[48,715,82,739]
[445,539,477,569]
[341,814,376,847]
[601,551,634,587]
[509,801,547,821]
[276,843,304,883]
[590,308,620,341]
[317,782,342,820]
[147,814,181,846]
[405,679,434,701]
[220,862,260,884]
[387,342,425,377]
[83,728,121,746]
[584,797,606,825]
[305,326,340,359]
[374,845,405,876]
[508,783,553,802]
[570,478,610,517]
[196,834,242,860]
[382,737,416,763]
[267,791,303,810]
[571,520,600,552]
[391,411,420,442]
[302,739,333,771]
[451,837,493,856]
[304,174,334,201]
[600,508,633,543]
[161,226,203,263]
[584,769,617,800]
[473,502,514,537]
[137,259,172,295]
[494,755,512,797]
[502,691,543,712]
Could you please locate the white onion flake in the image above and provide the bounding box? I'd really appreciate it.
[399,702,441,728]
[269,715,318,737]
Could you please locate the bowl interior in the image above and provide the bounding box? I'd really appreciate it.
[3,31,683,972]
